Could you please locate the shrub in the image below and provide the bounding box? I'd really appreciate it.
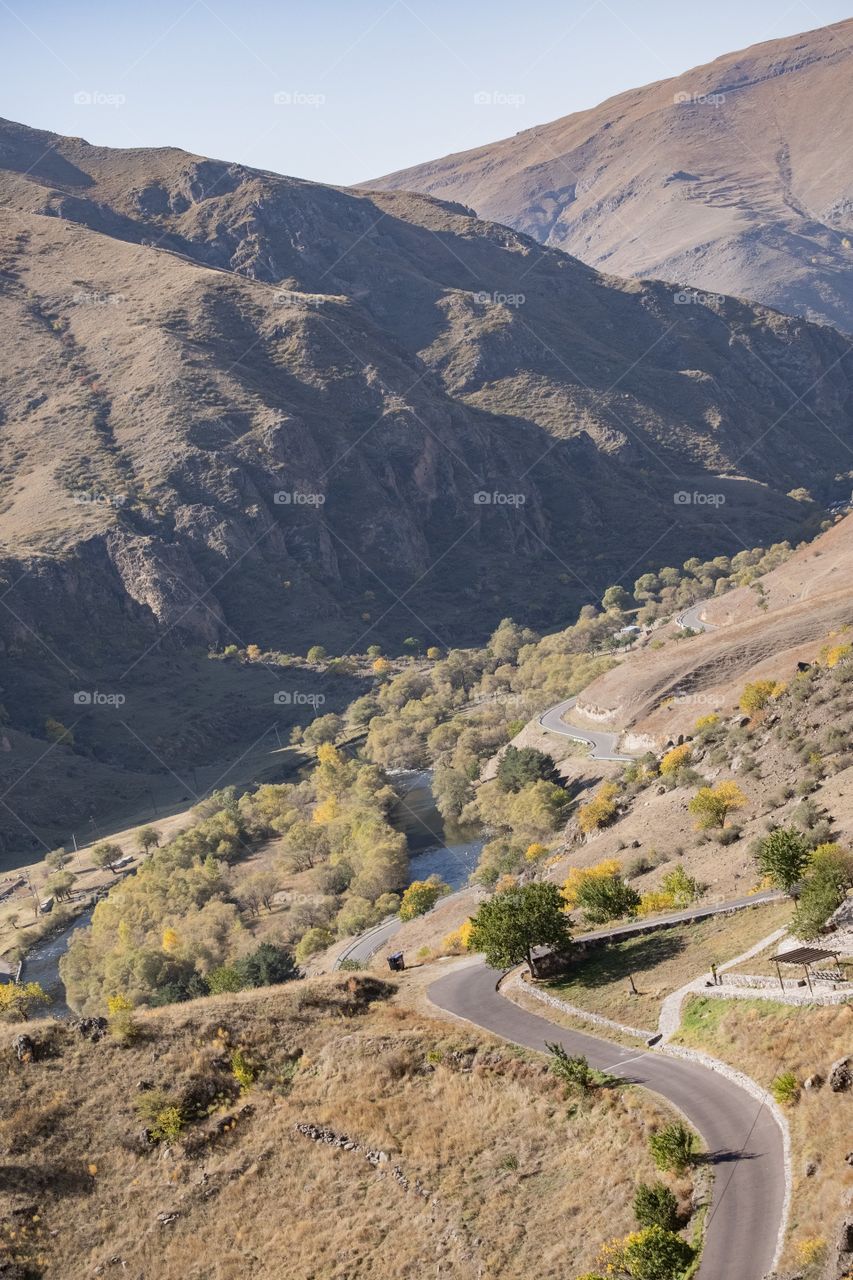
[546,1042,592,1094]
[598,1226,694,1280]
[633,1181,679,1231]
[637,890,675,917]
[659,744,691,776]
[399,875,450,921]
[771,1071,799,1105]
[740,679,782,715]
[578,782,620,834]
[136,1090,185,1143]
[648,1121,697,1173]
[106,993,138,1045]
[659,866,699,907]
[564,860,640,924]
[231,1047,257,1092]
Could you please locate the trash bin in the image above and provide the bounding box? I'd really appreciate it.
[387,951,405,972]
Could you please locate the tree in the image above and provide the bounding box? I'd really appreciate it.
[207,964,245,994]
[602,585,631,613]
[648,1121,697,1174]
[577,782,620,834]
[572,869,640,924]
[45,870,76,902]
[659,744,691,776]
[739,679,780,715]
[372,656,391,676]
[467,882,572,976]
[302,713,344,751]
[600,1226,694,1280]
[496,745,560,793]
[44,847,71,870]
[633,573,659,602]
[306,645,327,664]
[0,981,50,1021]
[238,942,300,987]
[791,843,853,938]
[399,875,450,921]
[426,646,441,660]
[45,717,73,747]
[91,841,124,874]
[755,827,811,894]
[546,1042,592,1094]
[633,1182,679,1231]
[688,781,746,829]
[137,827,161,854]
[402,637,420,654]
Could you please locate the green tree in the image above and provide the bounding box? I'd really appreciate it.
[791,843,853,938]
[648,1121,697,1174]
[546,1042,592,1094]
[302,713,344,751]
[618,1226,694,1280]
[238,942,300,987]
[633,1182,679,1231]
[467,882,572,976]
[91,841,124,874]
[602,585,631,613]
[0,981,50,1021]
[45,717,73,747]
[44,848,71,870]
[207,965,245,994]
[399,875,450,921]
[574,871,640,925]
[496,745,561,793]
[755,827,811,894]
[306,645,327,664]
[402,636,421,654]
[137,826,161,854]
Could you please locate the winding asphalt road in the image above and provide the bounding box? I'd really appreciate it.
[539,696,635,762]
[676,602,717,633]
[429,959,785,1280]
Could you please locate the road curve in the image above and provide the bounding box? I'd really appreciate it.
[429,960,785,1280]
[676,602,717,633]
[539,696,635,762]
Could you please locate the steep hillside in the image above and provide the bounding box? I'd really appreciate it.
[571,512,853,747]
[2,117,853,845]
[0,975,681,1279]
[370,20,853,332]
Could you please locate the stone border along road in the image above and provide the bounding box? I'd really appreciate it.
[428,957,787,1280]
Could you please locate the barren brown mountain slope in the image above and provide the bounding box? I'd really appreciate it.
[2,117,853,849]
[572,512,853,747]
[0,975,682,1279]
[370,19,853,332]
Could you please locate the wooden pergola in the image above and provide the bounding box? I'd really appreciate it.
[772,945,842,993]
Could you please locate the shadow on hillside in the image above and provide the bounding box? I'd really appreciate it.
[560,931,687,989]
[0,1163,92,1195]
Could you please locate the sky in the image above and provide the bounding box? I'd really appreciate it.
[3,0,852,185]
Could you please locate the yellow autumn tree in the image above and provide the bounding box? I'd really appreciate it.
[659,743,692,776]
[577,783,619,834]
[689,780,747,829]
[563,858,622,908]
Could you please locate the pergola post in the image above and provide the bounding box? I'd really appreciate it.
[773,957,784,991]
[803,963,813,993]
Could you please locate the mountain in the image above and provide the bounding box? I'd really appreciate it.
[1,116,853,848]
[368,20,853,333]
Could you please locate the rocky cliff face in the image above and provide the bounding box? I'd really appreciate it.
[369,19,853,333]
[1,117,853,843]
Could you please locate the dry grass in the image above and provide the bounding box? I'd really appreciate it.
[0,974,684,1279]
[542,902,793,1031]
[674,994,853,1267]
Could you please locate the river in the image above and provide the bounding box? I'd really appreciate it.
[390,770,485,889]
[23,771,484,1016]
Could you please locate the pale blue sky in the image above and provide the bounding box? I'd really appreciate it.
[3,0,851,185]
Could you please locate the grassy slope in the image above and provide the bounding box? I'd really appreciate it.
[0,975,684,1280]
[541,902,793,1030]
